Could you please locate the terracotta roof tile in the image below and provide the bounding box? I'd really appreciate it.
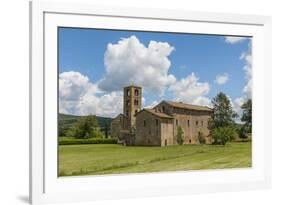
[164,101,213,112]
[137,109,174,119]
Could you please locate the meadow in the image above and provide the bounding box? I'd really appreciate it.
[58,142,251,176]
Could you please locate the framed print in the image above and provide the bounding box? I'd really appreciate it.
[30,1,272,204]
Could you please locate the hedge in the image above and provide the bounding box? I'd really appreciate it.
[59,137,117,145]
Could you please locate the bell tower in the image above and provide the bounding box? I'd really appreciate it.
[123,85,142,128]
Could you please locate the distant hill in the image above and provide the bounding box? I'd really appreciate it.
[58,113,113,129]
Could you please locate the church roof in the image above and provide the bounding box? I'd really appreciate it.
[136,109,174,119]
[112,113,128,120]
[164,101,213,112]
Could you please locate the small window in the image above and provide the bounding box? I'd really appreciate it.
[201,120,203,126]
[156,119,159,126]
[143,120,146,127]
[134,89,139,96]
[134,99,138,105]
[187,120,190,126]
[162,106,165,112]
[189,139,192,143]
[196,121,198,126]
[127,89,130,96]
[176,119,178,126]
[119,117,122,122]
[126,100,130,106]
[165,139,167,146]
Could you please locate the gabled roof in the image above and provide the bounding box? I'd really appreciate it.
[163,100,213,112]
[112,113,128,120]
[135,109,174,119]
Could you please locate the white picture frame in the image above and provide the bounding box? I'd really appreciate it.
[30,1,272,204]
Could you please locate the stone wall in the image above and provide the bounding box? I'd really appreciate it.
[154,101,174,115]
[111,114,130,139]
[160,118,174,146]
[173,109,212,144]
[135,111,162,146]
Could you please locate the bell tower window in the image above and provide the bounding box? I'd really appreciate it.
[134,100,138,105]
[134,89,139,96]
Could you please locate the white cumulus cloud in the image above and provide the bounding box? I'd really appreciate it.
[215,73,229,85]
[98,35,176,95]
[59,71,123,117]
[168,73,211,107]
[240,43,252,98]
[225,36,247,44]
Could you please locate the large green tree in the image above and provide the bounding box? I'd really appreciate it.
[210,92,237,129]
[240,99,252,138]
[73,115,103,139]
[209,92,238,145]
[241,99,252,131]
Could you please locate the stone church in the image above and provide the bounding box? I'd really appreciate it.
[111,85,213,146]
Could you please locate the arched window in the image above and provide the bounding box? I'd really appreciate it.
[126,89,130,96]
[134,99,138,105]
[134,89,139,96]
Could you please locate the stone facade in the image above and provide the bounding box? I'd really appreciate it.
[135,109,174,146]
[111,114,130,141]
[123,86,142,128]
[111,86,213,146]
[153,101,213,145]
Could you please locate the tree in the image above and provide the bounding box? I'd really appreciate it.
[241,99,252,134]
[198,132,206,144]
[104,122,109,139]
[209,92,237,129]
[176,126,184,145]
[211,126,236,146]
[209,92,238,145]
[73,115,103,139]
[58,121,67,137]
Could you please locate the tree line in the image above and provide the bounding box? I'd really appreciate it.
[59,115,110,139]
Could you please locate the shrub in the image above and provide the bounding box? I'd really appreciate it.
[176,126,184,145]
[239,125,251,139]
[198,132,206,144]
[211,126,236,146]
[59,137,117,145]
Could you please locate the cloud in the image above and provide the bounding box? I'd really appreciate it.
[215,73,229,85]
[240,42,252,98]
[225,36,247,44]
[144,100,159,109]
[168,73,211,106]
[98,35,176,95]
[59,71,123,117]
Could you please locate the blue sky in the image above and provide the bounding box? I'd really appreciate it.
[58,27,252,118]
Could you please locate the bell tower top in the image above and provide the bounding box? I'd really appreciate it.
[123,85,142,128]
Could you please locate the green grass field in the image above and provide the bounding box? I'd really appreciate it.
[58,142,251,176]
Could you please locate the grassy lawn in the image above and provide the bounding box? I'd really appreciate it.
[58,142,251,176]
